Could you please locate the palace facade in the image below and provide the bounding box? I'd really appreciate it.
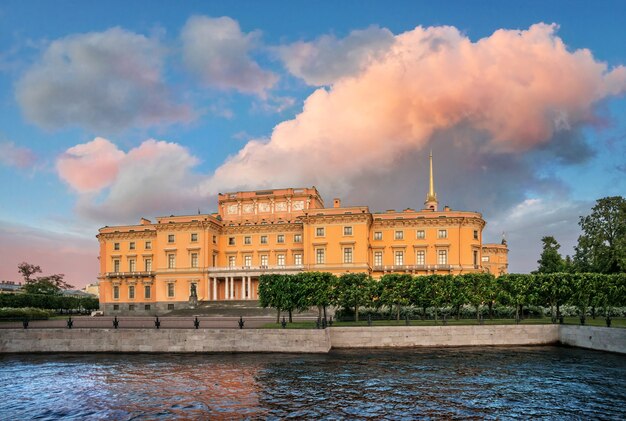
[98,154,508,314]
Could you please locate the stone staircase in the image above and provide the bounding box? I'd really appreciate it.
[165,300,320,318]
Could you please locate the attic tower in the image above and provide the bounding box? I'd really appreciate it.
[424,151,438,211]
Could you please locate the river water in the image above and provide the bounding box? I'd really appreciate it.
[1,346,625,420]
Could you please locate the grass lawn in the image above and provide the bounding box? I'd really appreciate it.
[261,317,626,329]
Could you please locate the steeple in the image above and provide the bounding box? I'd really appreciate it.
[424,150,438,211]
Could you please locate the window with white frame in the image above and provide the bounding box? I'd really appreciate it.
[145,285,151,299]
[244,236,251,245]
[168,234,175,243]
[316,227,325,237]
[228,255,236,268]
[473,230,478,240]
[294,234,302,243]
[128,285,135,299]
[228,237,235,245]
[167,283,175,298]
[395,230,404,240]
[191,233,198,242]
[113,285,119,299]
[316,248,325,264]
[168,254,175,269]
[191,253,198,268]
[113,259,120,272]
[277,254,285,266]
[344,226,353,236]
[395,251,404,266]
[416,250,425,265]
[294,253,302,265]
[129,242,135,250]
[277,234,285,244]
[343,247,353,263]
[114,242,120,251]
[374,251,382,266]
[145,241,152,250]
[473,250,478,266]
[260,235,268,244]
[438,229,448,239]
[244,255,252,267]
[374,231,382,241]
[261,255,268,267]
[145,258,152,272]
[129,259,136,272]
[438,250,448,265]
[416,230,425,239]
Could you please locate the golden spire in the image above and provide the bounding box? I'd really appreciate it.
[424,150,438,210]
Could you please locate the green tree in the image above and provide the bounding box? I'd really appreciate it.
[574,196,626,274]
[18,262,73,295]
[336,273,370,321]
[536,273,572,321]
[536,236,564,273]
[379,274,412,320]
[258,274,284,323]
[302,272,335,320]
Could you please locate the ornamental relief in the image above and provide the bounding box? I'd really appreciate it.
[258,203,270,212]
[99,231,157,240]
[223,224,304,234]
[275,201,287,211]
[227,204,238,214]
[292,200,305,211]
[242,204,254,213]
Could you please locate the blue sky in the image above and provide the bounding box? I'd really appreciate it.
[1,1,625,286]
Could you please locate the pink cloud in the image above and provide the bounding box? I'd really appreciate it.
[57,137,125,193]
[205,23,626,194]
[0,141,37,168]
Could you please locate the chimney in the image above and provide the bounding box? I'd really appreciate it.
[333,198,341,208]
[444,206,450,212]
[140,217,152,225]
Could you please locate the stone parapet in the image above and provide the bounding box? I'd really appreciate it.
[559,325,626,355]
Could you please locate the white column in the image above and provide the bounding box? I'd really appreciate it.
[225,277,230,300]
[246,276,251,300]
[250,277,255,299]
[213,278,217,301]
[241,277,245,300]
[229,277,234,299]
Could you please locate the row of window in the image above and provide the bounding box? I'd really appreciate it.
[228,253,303,268]
[112,304,158,311]
[373,250,447,266]
[114,240,152,251]
[112,252,199,272]
[113,283,197,300]
[229,233,302,246]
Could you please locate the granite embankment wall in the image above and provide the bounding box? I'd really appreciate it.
[1,325,624,354]
[559,325,626,354]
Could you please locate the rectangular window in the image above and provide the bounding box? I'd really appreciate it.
[168,234,175,243]
[191,233,198,242]
[114,242,120,251]
[374,232,382,241]
[438,229,448,239]
[228,237,235,246]
[473,250,478,266]
[277,234,285,244]
[277,254,285,266]
[113,285,119,299]
[145,258,152,272]
[374,251,382,266]
[129,285,135,299]
[244,255,252,267]
[168,254,175,269]
[343,247,353,263]
[416,230,425,239]
[212,254,217,266]
[395,251,404,266]
[244,236,251,245]
[473,230,478,240]
[191,253,198,268]
[113,259,120,272]
[167,283,175,298]
[416,250,425,265]
[167,304,174,310]
[113,304,119,311]
[229,255,236,268]
[129,242,135,250]
[316,227,325,237]
[129,304,135,311]
[129,259,136,272]
[482,256,490,262]
[294,254,302,266]
[260,235,268,244]
[395,230,404,240]
[145,285,151,299]
[294,234,302,243]
[438,250,448,265]
[344,226,353,236]
[145,241,152,250]
[316,249,325,264]
[212,235,217,244]
[260,255,268,267]
[145,304,151,311]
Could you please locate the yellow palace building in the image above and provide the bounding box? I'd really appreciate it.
[97,154,508,314]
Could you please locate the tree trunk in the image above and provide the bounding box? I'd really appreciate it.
[488,302,493,320]
[455,304,460,320]
[476,305,480,321]
[318,306,322,319]
[355,305,359,322]
[422,305,427,320]
[591,306,596,319]
[434,307,438,322]
[556,302,560,320]
[323,305,327,321]
[276,309,281,324]
[396,305,400,321]
[519,304,524,320]
[515,303,519,321]
[288,309,293,323]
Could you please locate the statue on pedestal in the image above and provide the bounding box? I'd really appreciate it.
[189,283,198,309]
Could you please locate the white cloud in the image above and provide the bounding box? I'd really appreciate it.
[181,15,277,96]
[277,25,395,85]
[0,141,37,168]
[16,27,192,132]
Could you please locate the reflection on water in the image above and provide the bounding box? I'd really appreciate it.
[1,346,625,419]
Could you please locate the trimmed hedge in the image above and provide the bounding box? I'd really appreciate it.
[0,293,99,311]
